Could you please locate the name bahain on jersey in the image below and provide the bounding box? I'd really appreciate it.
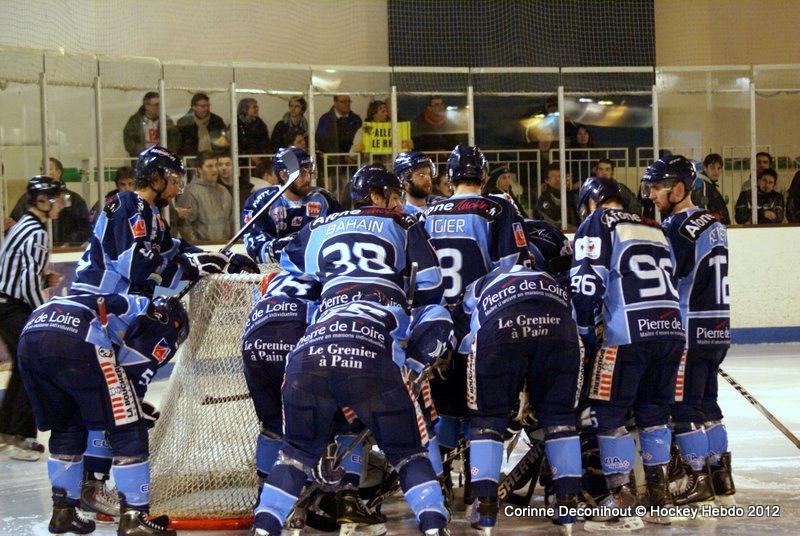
[242,185,341,263]
[420,194,530,305]
[72,191,196,297]
[662,209,730,348]
[292,300,452,372]
[279,207,443,308]
[570,208,685,347]
[458,265,576,354]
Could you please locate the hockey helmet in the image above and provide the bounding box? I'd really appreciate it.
[134,145,185,192]
[640,155,696,199]
[393,151,437,183]
[350,164,403,205]
[447,145,488,185]
[274,146,314,175]
[575,176,624,220]
[27,175,68,203]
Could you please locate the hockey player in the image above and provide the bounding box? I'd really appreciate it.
[458,264,582,534]
[242,271,320,484]
[418,145,531,501]
[252,298,452,536]
[571,176,685,528]
[643,156,735,506]
[241,146,341,264]
[393,151,442,215]
[280,164,443,309]
[72,145,257,297]
[17,293,189,536]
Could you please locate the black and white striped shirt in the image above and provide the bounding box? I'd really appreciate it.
[0,211,49,308]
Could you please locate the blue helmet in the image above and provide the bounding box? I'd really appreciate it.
[274,146,313,175]
[134,145,185,184]
[350,164,402,205]
[575,176,624,220]
[640,155,696,199]
[124,296,190,365]
[447,145,488,184]
[393,151,437,183]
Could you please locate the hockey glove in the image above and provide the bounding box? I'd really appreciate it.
[177,251,229,281]
[223,253,260,274]
[141,401,160,429]
[265,234,296,264]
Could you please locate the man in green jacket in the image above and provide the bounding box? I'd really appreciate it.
[123,92,180,157]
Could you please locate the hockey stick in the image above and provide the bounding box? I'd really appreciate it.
[719,366,800,449]
[406,261,418,308]
[175,150,303,301]
[498,431,546,503]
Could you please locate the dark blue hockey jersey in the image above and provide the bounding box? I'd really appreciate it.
[72,191,196,297]
[279,206,443,308]
[292,300,452,372]
[419,194,530,305]
[242,185,341,263]
[458,265,576,353]
[242,271,321,341]
[570,208,685,347]
[21,293,180,398]
[662,209,730,348]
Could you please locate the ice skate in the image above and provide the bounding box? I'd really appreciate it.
[711,452,736,505]
[467,496,498,534]
[583,484,643,532]
[81,476,120,521]
[49,492,96,535]
[336,489,386,536]
[117,510,176,536]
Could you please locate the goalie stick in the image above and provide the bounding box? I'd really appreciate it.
[175,150,303,301]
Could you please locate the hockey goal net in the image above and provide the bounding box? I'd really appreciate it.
[148,271,278,530]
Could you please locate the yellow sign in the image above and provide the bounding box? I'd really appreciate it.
[360,121,412,154]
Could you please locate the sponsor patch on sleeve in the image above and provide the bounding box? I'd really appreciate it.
[512,222,527,247]
[306,201,322,218]
[151,338,171,364]
[574,236,602,260]
[128,213,146,239]
[242,209,254,225]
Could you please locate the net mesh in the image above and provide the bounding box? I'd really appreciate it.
[149,269,278,522]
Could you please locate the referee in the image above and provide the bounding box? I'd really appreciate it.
[0,176,67,461]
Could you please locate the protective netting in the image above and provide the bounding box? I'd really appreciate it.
[149,269,278,522]
[387,0,655,93]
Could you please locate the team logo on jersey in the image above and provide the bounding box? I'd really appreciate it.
[151,337,171,364]
[243,209,254,225]
[574,236,602,260]
[306,201,322,218]
[291,216,303,227]
[128,213,146,239]
[512,222,526,247]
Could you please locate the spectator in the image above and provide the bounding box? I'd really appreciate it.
[734,168,785,224]
[291,133,309,151]
[740,151,774,192]
[786,169,800,223]
[90,166,135,218]
[8,158,92,246]
[237,98,270,156]
[176,151,234,241]
[595,158,641,215]
[537,163,576,228]
[315,95,362,154]
[216,151,250,211]
[411,95,465,151]
[484,165,528,218]
[566,124,596,181]
[692,153,731,224]
[251,158,277,191]
[122,91,180,157]
[0,176,67,460]
[176,92,228,156]
[351,100,392,165]
[271,96,308,150]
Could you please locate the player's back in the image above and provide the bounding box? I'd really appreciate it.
[421,193,528,305]
[280,206,442,307]
[571,207,684,346]
[243,271,321,340]
[459,265,575,353]
[662,208,730,348]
